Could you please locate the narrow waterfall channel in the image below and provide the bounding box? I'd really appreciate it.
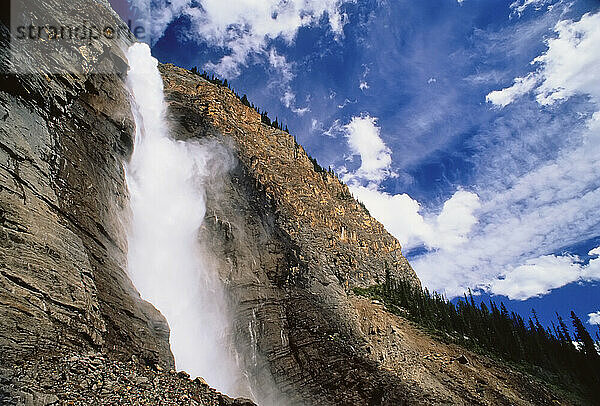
[123,42,250,399]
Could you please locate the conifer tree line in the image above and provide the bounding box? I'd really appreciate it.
[354,273,600,399]
[190,66,289,133]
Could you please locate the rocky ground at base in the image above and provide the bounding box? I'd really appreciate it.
[2,352,255,406]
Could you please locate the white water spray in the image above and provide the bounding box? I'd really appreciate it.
[123,42,249,398]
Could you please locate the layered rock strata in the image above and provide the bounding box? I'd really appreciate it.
[0,1,174,402]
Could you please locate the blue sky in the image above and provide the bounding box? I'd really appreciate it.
[119,0,600,332]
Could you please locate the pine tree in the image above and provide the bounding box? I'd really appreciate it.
[261,112,271,126]
[571,311,598,358]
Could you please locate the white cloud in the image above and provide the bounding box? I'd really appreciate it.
[350,186,481,252]
[489,251,600,300]
[417,130,600,297]
[292,106,310,115]
[282,91,296,108]
[340,115,393,184]
[509,0,553,18]
[311,119,319,130]
[350,186,434,249]
[589,311,600,325]
[269,49,294,84]
[487,12,600,108]
[322,119,340,137]
[333,113,482,256]
[135,0,352,77]
[485,73,538,107]
[397,12,600,299]
[337,98,357,109]
[358,64,370,90]
[590,246,600,257]
[316,11,600,304]
[436,190,481,250]
[336,11,600,302]
[269,50,297,109]
[266,48,312,114]
[411,128,600,297]
[533,13,600,106]
[322,12,600,303]
[333,114,480,265]
[427,77,437,84]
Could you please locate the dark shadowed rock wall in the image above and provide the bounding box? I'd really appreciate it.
[0,1,175,402]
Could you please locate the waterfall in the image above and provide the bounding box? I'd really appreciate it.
[123,42,250,399]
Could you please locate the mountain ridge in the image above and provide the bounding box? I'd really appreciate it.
[157,62,578,405]
[159,62,422,405]
[160,62,418,290]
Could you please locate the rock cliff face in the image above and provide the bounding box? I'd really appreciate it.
[0,1,175,402]
[160,64,420,405]
[0,0,575,404]
[158,65,570,406]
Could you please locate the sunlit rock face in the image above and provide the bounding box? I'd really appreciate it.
[157,65,573,406]
[159,64,420,406]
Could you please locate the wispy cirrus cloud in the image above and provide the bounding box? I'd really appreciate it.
[410,11,600,299]
[340,11,600,301]
[267,48,310,114]
[509,0,555,18]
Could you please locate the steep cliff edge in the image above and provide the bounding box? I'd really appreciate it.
[158,65,571,405]
[161,65,417,291]
[160,64,422,405]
